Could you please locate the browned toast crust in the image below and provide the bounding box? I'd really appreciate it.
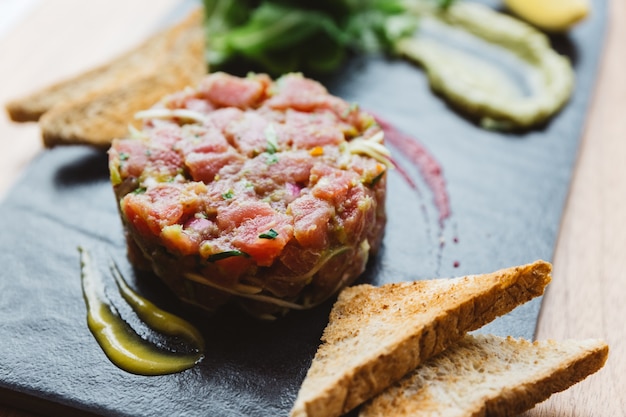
[359,335,608,417]
[290,260,552,417]
[483,340,608,416]
[6,8,206,148]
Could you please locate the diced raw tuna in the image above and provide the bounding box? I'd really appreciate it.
[198,72,270,109]
[109,72,389,318]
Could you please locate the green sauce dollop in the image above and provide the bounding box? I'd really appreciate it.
[399,2,574,130]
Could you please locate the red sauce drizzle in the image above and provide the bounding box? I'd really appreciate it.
[375,116,451,225]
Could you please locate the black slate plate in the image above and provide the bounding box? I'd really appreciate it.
[0,2,607,416]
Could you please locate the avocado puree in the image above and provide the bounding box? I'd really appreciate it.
[399,2,574,129]
[79,247,204,375]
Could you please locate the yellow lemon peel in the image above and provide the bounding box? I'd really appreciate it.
[504,0,590,32]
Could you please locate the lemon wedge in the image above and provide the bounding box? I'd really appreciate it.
[504,0,590,32]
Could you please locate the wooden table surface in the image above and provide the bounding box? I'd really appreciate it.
[0,1,623,416]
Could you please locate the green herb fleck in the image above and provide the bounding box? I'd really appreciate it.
[259,229,278,239]
[266,153,279,165]
[222,189,234,199]
[342,102,359,119]
[264,123,279,154]
[207,250,250,262]
[438,0,456,9]
[366,170,386,187]
[119,152,129,161]
[132,187,147,195]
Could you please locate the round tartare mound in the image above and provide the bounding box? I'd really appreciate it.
[108,72,390,319]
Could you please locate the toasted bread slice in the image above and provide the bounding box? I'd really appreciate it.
[6,8,205,123]
[6,8,206,148]
[360,334,609,417]
[290,260,552,417]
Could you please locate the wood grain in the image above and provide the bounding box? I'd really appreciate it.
[0,0,624,416]
[0,0,181,198]
[523,0,626,415]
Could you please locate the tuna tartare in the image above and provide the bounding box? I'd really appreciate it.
[108,72,391,318]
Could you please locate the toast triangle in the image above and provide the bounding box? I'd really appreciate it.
[290,260,552,417]
[359,334,609,417]
[6,8,206,148]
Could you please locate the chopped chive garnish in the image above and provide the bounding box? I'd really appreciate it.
[438,0,455,9]
[259,229,278,239]
[342,102,359,119]
[266,154,279,165]
[367,170,386,187]
[222,190,234,199]
[264,123,279,154]
[207,250,250,262]
[132,187,147,194]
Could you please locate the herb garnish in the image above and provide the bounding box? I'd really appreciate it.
[202,0,424,75]
[207,250,250,262]
[266,153,279,165]
[264,123,279,154]
[367,170,386,187]
[342,102,359,119]
[258,228,279,239]
[222,189,234,199]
